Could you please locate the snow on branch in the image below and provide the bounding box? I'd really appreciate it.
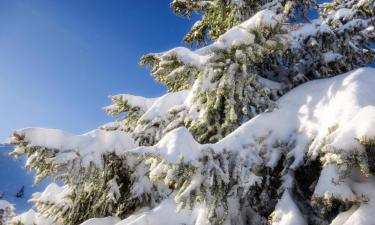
[7,128,136,168]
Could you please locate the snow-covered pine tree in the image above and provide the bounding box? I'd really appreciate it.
[6,0,375,225]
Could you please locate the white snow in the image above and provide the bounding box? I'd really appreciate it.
[9,128,136,167]
[329,177,375,225]
[10,67,375,225]
[215,27,256,48]
[230,0,245,6]
[212,9,282,49]
[104,94,158,113]
[271,190,307,225]
[241,9,282,30]
[158,47,212,66]
[134,67,375,208]
[330,8,354,21]
[10,209,56,225]
[80,217,121,225]
[139,90,189,122]
[0,199,13,210]
[313,164,356,201]
[134,127,201,162]
[137,68,375,171]
[329,206,358,225]
[289,19,333,39]
[220,67,375,168]
[30,183,72,206]
[106,177,121,203]
[105,90,190,134]
[5,0,375,223]
[115,198,200,225]
[323,51,342,63]
[0,199,15,224]
[155,10,283,67]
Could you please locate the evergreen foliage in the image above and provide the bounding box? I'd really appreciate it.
[6,1,375,225]
[170,0,316,46]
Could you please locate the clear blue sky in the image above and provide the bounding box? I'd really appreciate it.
[0,0,197,141]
